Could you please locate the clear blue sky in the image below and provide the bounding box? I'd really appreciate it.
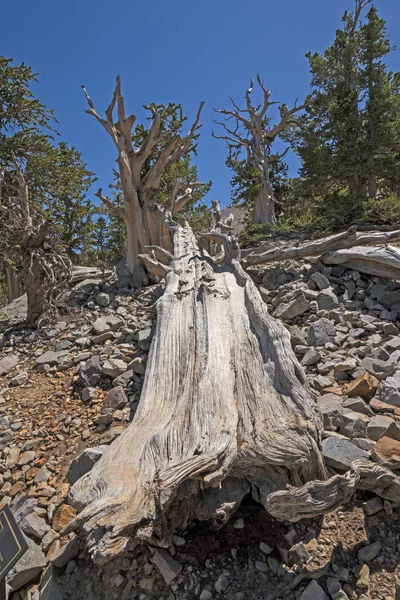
[2,0,400,208]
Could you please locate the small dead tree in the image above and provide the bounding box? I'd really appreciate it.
[0,159,71,323]
[81,77,205,287]
[213,75,308,225]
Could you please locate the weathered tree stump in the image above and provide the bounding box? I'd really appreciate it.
[67,222,326,562]
[66,219,400,564]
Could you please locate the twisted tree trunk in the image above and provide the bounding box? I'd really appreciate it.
[66,221,326,563]
[81,77,205,286]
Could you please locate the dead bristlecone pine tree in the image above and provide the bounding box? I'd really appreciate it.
[81,76,206,288]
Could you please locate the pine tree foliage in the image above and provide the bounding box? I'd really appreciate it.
[285,0,400,233]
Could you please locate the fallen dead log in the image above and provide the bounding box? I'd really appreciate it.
[70,265,114,284]
[241,226,400,268]
[65,221,326,563]
[322,245,400,280]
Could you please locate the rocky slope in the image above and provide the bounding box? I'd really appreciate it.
[1,261,400,600]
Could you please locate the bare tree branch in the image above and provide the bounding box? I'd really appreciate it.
[95,188,126,219]
[171,101,205,161]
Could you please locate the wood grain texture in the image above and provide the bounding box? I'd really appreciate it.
[66,223,326,563]
[266,459,400,521]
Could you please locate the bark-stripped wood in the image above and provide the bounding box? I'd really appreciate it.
[66,221,327,563]
[266,459,400,522]
[322,245,400,279]
[241,226,400,268]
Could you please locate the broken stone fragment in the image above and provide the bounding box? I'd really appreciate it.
[6,534,46,592]
[50,535,80,568]
[363,496,384,516]
[79,355,102,386]
[347,372,379,401]
[19,512,50,541]
[358,541,381,563]
[150,549,182,584]
[317,394,344,431]
[52,504,77,532]
[307,318,336,347]
[375,370,400,407]
[367,415,396,441]
[273,292,310,320]
[138,327,153,351]
[103,386,128,411]
[322,437,369,471]
[299,580,329,600]
[372,436,400,469]
[102,358,127,378]
[35,350,69,366]
[0,354,19,375]
[67,445,107,486]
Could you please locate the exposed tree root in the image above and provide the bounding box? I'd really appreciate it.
[266,459,400,522]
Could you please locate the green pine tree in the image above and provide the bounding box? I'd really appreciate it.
[285,0,400,232]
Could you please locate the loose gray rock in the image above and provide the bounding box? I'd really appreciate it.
[310,272,330,290]
[50,536,80,568]
[360,356,396,381]
[10,372,28,386]
[103,386,128,411]
[367,415,396,441]
[301,348,321,366]
[214,573,231,593]
[102,358,127,378]
[112,370,134,388]
[322,437,369,471]
[67,445,107,486]
[375,370,400,407]
[55,339,73,351]
[79,356,102,387]
[81,387,97,402]
[358,541,381,563]
[105,314,125,331]
[363,496,384,516]
[6,534,46,591]
[289,325,307,348]
[307,318,336,347]
[0,354,19,375]
[138,327,153,351]
[273,292,310,320]
[35,350,69,366]
[317,394,344,431]
[299,580,329,600]
[289,541,309,565]
[96,292,110,307]
[127,356,146,374]
[92,317,111,335]
[151,549,182,584]
[343,397,373,416]
[317,289,339,310]
[19,512,50,540]
[91,331,114,344]
[339,411,368,439]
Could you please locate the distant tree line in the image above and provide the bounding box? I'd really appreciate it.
[1,0,399,307]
